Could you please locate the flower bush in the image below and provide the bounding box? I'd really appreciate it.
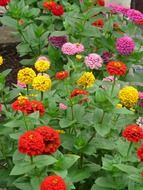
[0,1,143,190]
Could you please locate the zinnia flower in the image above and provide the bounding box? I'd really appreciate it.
[35,60,50,72]
[116,36,135,55]
[70,88,88,98]
[92,19,104,28]
[138,92,143,107]
[61,42,76,55]
[77,72,95,88]
[101,51,113,64]
[84,53,103,70]
[122,124,143,142]
[108,3,129,16]
[48,36,67,48]
[103,76,114,82]
[0,56,3,65]
[127,9,143,24]
[18,131,45,156]
[136,117,143,129]
[40,175,66,190]
[32,75,52,92]
[97,0,105,6]
[17,81,26,88]
[137,144,143,161]
[17,67,36,85]
[51,4,64,16]
[59,103,67,110]
[118,86,139,108]
[0,0,10,6]
[0,104,2,112]
[106,61,127,76]
[55,71,69,80]
[43,1,56,10]
[73,43,84,54]
[30,100,45,116]
[35,126,61,154]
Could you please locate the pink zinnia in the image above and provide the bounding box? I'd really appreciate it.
[73,43,84,54]
[61,42,76,55]
[139,92,143,100]
[84,53,103,69]
[59,103,67,110]
[37,56,49,61]
[116,36,135,55]
[127,9,143,24]
[103,76,114,82]
[108,3,129,16]
[17,81,26,88]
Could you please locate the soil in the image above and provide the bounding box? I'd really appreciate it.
[0,43,23,86]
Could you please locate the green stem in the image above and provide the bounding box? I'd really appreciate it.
[23,113,29,131]
[26,85,29,95]
[111,76,116,96]
[87,130,96,144]
[99,111,105,124]
[79,153,83,169]
[30,156,34,164]
[41,91,44,101]
[127,142,133,157]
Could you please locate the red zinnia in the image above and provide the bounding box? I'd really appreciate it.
[0,0,10,6]
[97,0,105,6]
[51,4,64,16]
[122,124,143,143]
[106,61,127,76]
[43,1,56,11]
[40,175,66,190]
[137,144,143,161]
[11,98,32,114]
[18,131,45,156]
[92,19,104,28]
[0,104,2,112]
[70,88,88,98]
[35,126,61,154]
[55,71,69,80]
[30,100,45,116]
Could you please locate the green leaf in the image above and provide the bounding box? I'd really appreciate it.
[34,155,57,168]
[30,177,41,190]
[59,118,77,128]
[95,177,116,189]
[10,162,35,175]
[113,164,138,174]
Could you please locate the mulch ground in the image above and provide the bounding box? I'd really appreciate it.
[0,43,23,86]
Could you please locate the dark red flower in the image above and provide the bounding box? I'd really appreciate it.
[35,126,61,154]
[135,19,143,25]
[0,0,10,6]
[55,71,69,80]
[97,0,105,6]
[51,4,64,16]
[70,88,88,98]
[30,100,45,116]
[40,175,66,190]
[106,61,127,76]
[0,104,2,112]
[18,131,45,156]
[92,19,104,28]
[43,1,56,11]
[137,144,143,161]
[122,124,143,143]
[11,98,32,114]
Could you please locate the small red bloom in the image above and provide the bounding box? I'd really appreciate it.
[97,0,105,6]
[122,124,143,143]
[51,4,64,16]
[106,61,127,76]
[137,144,143,161]
[18,131,45,156]
[0,104,2,112]
[35,126,61,154]
[92,19,104,28]
[55,71,69,80]
[11,98,32,114]
[30,100,45,116]
[40,175,66,190]
[0,0,10,6]
[70,88,88,98]
[43,1,56,11]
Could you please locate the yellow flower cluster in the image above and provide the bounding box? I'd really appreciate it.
[118,86,139,108]
[35,60,50,72]
[17,67,36,85]
[32,75,52,92]
[0,56,3,65]
[77,72,95,88]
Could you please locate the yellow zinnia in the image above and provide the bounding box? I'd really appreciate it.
[35,60,50,72]
[118,86,139,108]
[17,67,36,85]
[77,72,95,88]
[0,56,3,65]
[32,75,52,92]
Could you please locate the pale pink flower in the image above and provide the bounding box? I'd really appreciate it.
[17,81,26,88]
[59,103,68,110]
[61,42,76,55]
[84,53,103,69]
[73,43,84,54]
[103,76,114,82]
[139,92,143,100]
